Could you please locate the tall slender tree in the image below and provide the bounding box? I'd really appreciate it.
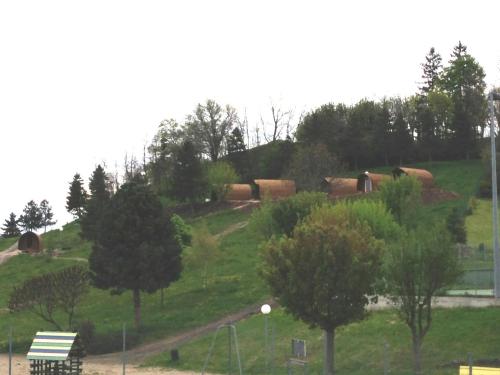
[18,201,43,232]
[66,174,87,219]
[420,47,442,94]
[40,200,56,233]
[171,140,207,203]
[81,165,110,241]
[2,213,21,238]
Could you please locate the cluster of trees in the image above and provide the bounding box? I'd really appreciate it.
[253,177,461,375]
[1,199,56,238]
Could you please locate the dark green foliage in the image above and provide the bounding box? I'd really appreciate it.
[379,176,422,226]
[89,180,183,328]
[171,140,208,203]
[39,199,56,233]
[1,212,21,238]
[446,207,467,244]
[249,191,328,239]
[66,173,87,219]
[18,200,43,232]
[227,127,246,154]
[80,165,110,241]
[385,224,462,374]
[420,47,442,94]
[8,265,89,330]
[170,213,192,248]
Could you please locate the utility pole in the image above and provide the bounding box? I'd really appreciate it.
[488,91,500,298]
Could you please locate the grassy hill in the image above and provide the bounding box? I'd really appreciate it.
[0,159,487,358]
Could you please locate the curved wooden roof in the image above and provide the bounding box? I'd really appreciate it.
[392,167,434,188]
[18,231,43,253]
[224,184,253,201]
[357,172,391,191]
[324,177,359,197]
[254,179,296,199]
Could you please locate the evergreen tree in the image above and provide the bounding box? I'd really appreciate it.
[446,207,467,244]
[40,200,56,233]
[227,127,246,154]
[2,213,21,238]
[18,200,43,232]
[81,165,110,241]
[89,181,183,329]
[391,109,413,165]
[171,141,207,203]
[66,174,87,219]
[420,47,442,94]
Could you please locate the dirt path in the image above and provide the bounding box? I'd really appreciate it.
[0,242,20,265]
[214,221,248,239]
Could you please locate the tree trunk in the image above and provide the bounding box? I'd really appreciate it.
[412,334,422,375]
[133,289,141,329]
[324,329,335,375]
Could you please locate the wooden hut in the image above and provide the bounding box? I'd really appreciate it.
[392,167,434,188]
[18,231,43,253]
[357,172,391,193]
[254,179,296,200]
[224,184,253,201]
[27,332,85,375]
[322,177,359,197]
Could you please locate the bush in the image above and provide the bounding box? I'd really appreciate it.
[379,176,422,226]
[77,320,95,350]
[86,330,140,354]
[249,191,328,239]
[446,207,467,244]
[207,161,239,201]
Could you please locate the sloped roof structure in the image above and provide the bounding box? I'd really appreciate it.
[225,184,253,201]
[254,179,296,199]
[27,332,78,361]
[357,172,391,192]
[323,177,359,197]
[392,167,434,188]
[18,231,43,253]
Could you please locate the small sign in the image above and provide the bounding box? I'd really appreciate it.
[459,366,500,374]
[292,339,306,358]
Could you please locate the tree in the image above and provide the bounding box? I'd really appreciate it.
[185,99,238,162]
[389,99,414,165]
[379,176,422,226]
[261,205,384,375]
[89,181,183,329]
[1,213,21,238]
[187,222,220,289]
[66,173,87,219]
[420,47,442,94]
[385,225,461,374]
[39,199,56,233]
[285,143,343,191]
[8,266,89,330]
[207,161,239,201]
[81,165,110,241]
[18,200,43,232]
[171,140,208,204]
[261,101,294,142]
[226,127,246,154]
[446,207,467,244]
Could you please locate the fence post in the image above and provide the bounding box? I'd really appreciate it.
[467,352,473,375]
[383,340,389,375]
[122,323,126,375]
[8,326,12,375]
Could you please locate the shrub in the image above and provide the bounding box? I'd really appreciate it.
[379,175,422,226]
[207,161,239,201]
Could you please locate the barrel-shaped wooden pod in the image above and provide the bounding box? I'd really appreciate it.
[224,184,253,200]
[392,167,434,188]
[254,179,296,200]
[324,177,359,197]
[357,172,391,192]
[18,231,43,253]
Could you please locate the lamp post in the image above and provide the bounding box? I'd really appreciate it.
[488,90,500,298]
[261,304,271,374]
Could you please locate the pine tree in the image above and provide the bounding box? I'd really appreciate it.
[81,165,110,241]
[40,200,56,233]
[171,141,207,203]
[1,213,21,238]
[446,207,467,244]
[227,127,246,154]
[18,200,43,232]
[420,47,442,94]
[66,174,87,219]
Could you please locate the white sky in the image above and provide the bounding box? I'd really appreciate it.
[1,0,500,229]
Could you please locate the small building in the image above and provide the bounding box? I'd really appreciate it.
[322,177,359,197]
[392,167,434,188]
[27,331,85,375]
[224,184,253,201]
[18,231,43,253]
[254,179,296,200]
[357,172,391,193]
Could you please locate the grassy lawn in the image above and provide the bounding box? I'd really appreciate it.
[145,306,500,375]
[0,208,267,353]
[0,236,17,251]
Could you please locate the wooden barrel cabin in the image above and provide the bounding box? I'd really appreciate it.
[254,179,296,200]
[18,231,43,253]
[357,172,391,193]
[392,167,434,188]
[322,177,359,197]
[224,184,253,200]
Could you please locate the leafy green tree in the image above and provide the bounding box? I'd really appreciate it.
[9,266,89,330]
[446,207,467,244]
[390,100,414,165]
[81,165,110,241]
[89,181,183,329]
[18,200,43,232]
[187,222,220,289]
[207,161,239,201]
[379,176,422,226]
[171,140,208,204]
[185,99,238,161]
[1,213,21,238]
[441,41,487,158]
[66,173,87,219]
[420,47,442,94]
[227,127,246,154]
[385,225,461,375]
[285,143,343,191]
[40,199,56,233]
[261,205,384,375]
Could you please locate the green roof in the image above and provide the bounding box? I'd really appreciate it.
[27,332,77,361]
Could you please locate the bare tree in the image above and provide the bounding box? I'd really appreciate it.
[261,100,294,142]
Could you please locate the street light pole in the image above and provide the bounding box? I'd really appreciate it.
[261,304,272,374]
[488,90,500,298]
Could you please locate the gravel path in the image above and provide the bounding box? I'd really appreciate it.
[0,242,20,265]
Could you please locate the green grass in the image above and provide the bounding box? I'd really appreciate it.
[0,236,17,251]
[188,207,251,234]
[145,306,500,375]
[0,208,266,353]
